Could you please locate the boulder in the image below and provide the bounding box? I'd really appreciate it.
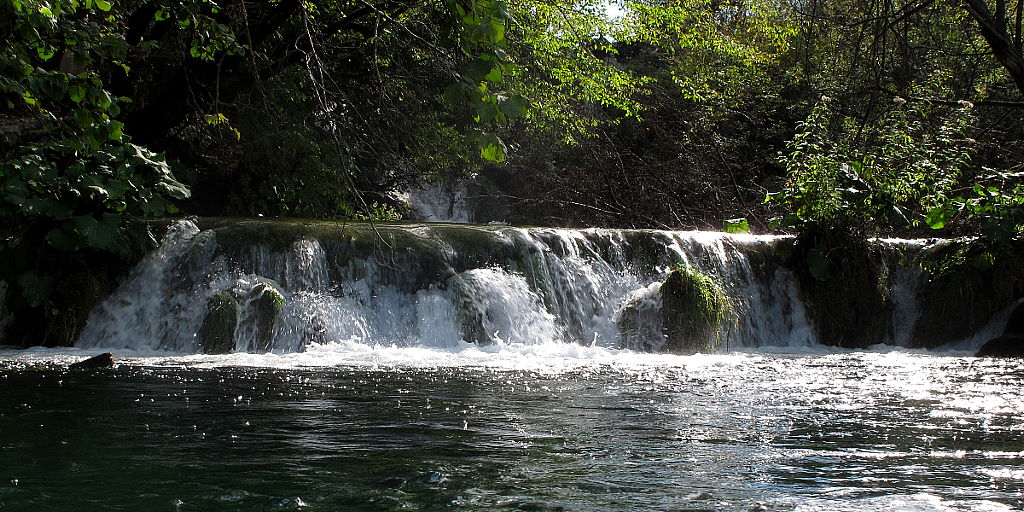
[977,302,1024,357]
[249,283,285,352]
[660,265,733,354]
[69,352,114,369]
[1003,301,1024,337]
[976,335,1024,357]
[198,291,238,354]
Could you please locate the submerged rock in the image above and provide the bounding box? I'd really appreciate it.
[69,352,114,369]
[660,264,733,354]
[198,291,238,354]
[976,335,1024,357]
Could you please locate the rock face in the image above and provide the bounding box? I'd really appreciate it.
[912,239,1024,349]
[198,292,238,354]
[660,265,733,354]
[977,302,1024,357]
[787,227,891,349]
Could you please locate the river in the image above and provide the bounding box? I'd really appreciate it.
[1,346,1021,511]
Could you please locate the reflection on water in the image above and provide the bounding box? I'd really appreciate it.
[0,349,1021,511]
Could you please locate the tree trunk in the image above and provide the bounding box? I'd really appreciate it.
[963,0,1024,97]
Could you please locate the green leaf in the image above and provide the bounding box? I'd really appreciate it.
[45,227,80,251]
[807,246,829,281]
[69,84,87,103]
[95,0,112,12]
[498,95,529,120]
[473,100,500,123]
[108,120,124,141]
[478,133,507,162]
[925,205,953,230]
[723,218,750,234]
[468,58,496,82]
[443,82,470,106]
[71,213,125,254]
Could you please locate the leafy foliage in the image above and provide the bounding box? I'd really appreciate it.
[769,97,977,231]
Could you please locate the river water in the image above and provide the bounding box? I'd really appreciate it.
[1,345,1021,511]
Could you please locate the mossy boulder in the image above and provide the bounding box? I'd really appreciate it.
[660,264,734,354]
[198,291,237,354]
[787,226,890,348]
[249,283,285,352]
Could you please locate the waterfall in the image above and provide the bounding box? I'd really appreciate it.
[74,219,1004,354]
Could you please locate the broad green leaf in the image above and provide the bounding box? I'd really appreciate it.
[925,205,952,229]
[45,227,80,251]
[807,246,829,281]
[723,218,750,234]
[71,213,125,254]
[498,95,528,120]
[478,133,507,162]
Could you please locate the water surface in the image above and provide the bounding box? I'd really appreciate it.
[1,347,1021,511]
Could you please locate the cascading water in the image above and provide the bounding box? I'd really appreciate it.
[75,218,976,355]
[6,219,1024,512]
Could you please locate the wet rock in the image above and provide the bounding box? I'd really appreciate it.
[660,265,733,354]
[976,335,1024,357]
[615,286,663,351]
[69,352,114,369]
[1003,301,1024,337]
[977,301,1024,357]
[248,283,285,352]
[912,238,1024,349]
[788,226,890,349]
[199,291,238,354]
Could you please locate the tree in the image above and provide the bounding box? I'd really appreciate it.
[963,0,1024,96]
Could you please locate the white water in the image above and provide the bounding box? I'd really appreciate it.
[70,219,1000,356]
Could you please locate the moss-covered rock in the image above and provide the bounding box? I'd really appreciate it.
[198,291,237,354]
[249,282,285,352]
[787,226,890,348]
[660,264,734,354]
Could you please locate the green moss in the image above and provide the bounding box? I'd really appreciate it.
[788,225,890,348]
[249,283,285,352]
[199,291,238,354]
[660,263,735,354]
